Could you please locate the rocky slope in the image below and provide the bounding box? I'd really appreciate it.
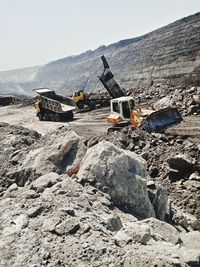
[0,12,200,96]
[0,123,200,267]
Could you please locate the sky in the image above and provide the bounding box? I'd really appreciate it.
[0,0,199,71]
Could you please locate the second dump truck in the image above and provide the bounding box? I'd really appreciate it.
[34,88,76,121]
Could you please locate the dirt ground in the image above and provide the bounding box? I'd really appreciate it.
[1,104,200,140]
[0,103,200,218]
[0,104,110,138]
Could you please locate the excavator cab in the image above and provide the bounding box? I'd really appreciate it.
[108,97,137,126]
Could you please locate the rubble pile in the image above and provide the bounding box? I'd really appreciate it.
[0,124,200,266]
[19,96,38,108]
[130,85,200,116]
[86,125,200,218]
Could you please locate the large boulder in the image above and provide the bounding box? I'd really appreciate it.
[3,126,87,188]
[78,140,155,219]
[153,96,174,110]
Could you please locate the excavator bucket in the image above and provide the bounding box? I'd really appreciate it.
[144,107,183,132]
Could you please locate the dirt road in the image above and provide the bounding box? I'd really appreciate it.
[0,104,110,139]
[1,104,200,142]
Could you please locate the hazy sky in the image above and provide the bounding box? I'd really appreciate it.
[0,0,199,71]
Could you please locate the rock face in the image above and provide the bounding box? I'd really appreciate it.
[0,124,200,266]
[78,140,156,219]
[0,13,200,96]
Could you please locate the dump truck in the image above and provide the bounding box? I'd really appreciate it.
[73,55,125,110]
[72,90,110,109]
[33,88,76,121]
[107,96,183,132]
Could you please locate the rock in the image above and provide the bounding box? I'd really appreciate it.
[147,183,168,220]
[105,215,123,232]
[188,105,199,114]
[30,172,60,193]
[181,231,200,250]
[114,222,151,247]
[55,218,80,235]
[172,205,200,231]
[27,206,44,218]
[78,141,155,219]
[4,127,87,188]
[189,172,200,181]
[124,242,200,267]
[114,231,132,248]
[183,180,200,190]
[142,217,181,245]
[153,96,174,110]
[167,154,195,171]
[4,214,29,235]
[59,207,75,217]
[42,217,61,232]
[3,183,18,197]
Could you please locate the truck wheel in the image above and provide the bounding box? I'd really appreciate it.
[43,113,49,121]
[68,111,74,120]
[101,100,109,107]
[49,113,55,121]
[38,113,43,121]
[88,101,96,109]
[77,100,84,109]
[64,111,74,121]
[55,114,60,122]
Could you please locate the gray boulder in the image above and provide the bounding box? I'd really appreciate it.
[142,217,181,245]
[78,140,155,219]
[153,96,174,110]
[5,127,87,187]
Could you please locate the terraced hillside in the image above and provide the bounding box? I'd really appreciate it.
[0,12,200,96]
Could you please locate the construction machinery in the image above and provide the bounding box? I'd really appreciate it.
[33,88,76,121]
[107,96,183,132]
[72,90,110,110]
[98,55,183,132]
[98,55,126,98]
[72,55,125,110]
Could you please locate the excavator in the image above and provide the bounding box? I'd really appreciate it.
[99,56,183,132]
[107,96,182,132]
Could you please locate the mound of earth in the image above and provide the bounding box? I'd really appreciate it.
[0,124,200,266]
